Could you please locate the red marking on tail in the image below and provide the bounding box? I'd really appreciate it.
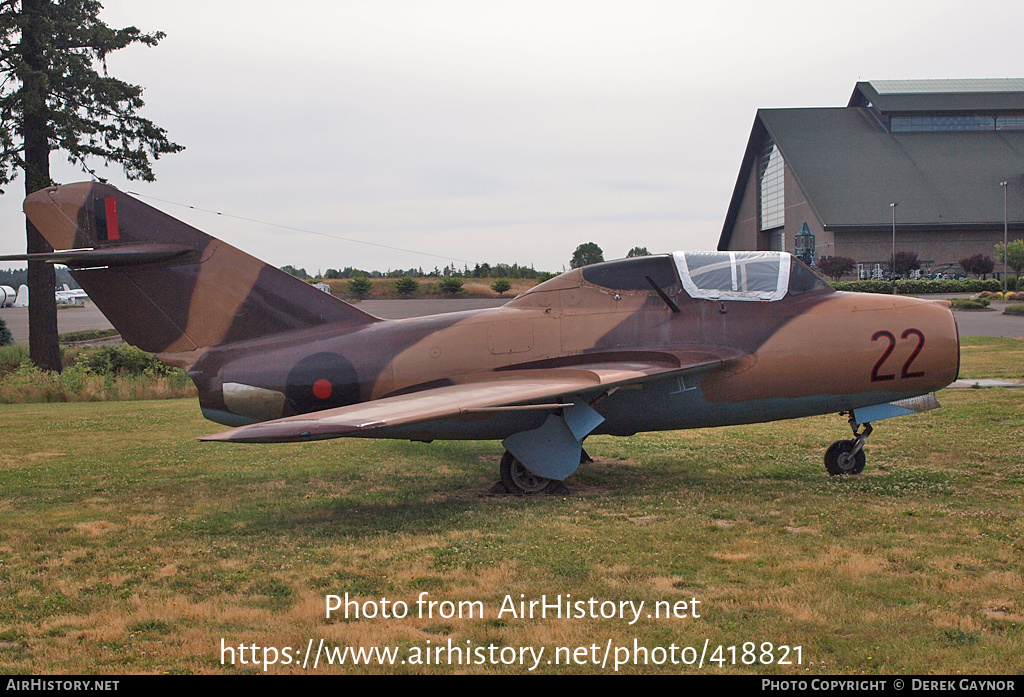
[104,198,120,240]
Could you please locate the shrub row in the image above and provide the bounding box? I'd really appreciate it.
[1004,304,1024,316]
[58,328,120,343]
[0,344,195,404]
[948,298,989,310]
[833,279,1005,294]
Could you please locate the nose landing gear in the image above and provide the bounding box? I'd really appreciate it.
[825,414,872,476]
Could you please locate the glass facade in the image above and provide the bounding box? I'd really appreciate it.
[758,138,785,231]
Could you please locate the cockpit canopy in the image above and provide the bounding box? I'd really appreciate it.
[676,251,785,301]
[578,251,829,301]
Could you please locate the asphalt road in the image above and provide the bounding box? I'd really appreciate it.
[1,296,1022,346]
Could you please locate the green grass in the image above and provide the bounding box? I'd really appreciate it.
[957,337,1024,380]
[0,347,1021,674]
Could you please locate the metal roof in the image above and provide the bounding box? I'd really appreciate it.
[870,78,1024,94]
[718,106,1024,249]
[850,80,1024,112]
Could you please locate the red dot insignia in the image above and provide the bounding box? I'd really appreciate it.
[313,379,333,400]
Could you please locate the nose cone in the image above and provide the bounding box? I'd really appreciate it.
[924,298,960,385]
[703,291,961,404]
[836,292,961,395]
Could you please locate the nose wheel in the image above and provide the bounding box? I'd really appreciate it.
[825,415,872,476]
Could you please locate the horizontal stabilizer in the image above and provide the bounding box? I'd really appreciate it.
[19,182,382,353]
[0,243,194,267]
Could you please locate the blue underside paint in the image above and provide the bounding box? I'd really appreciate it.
[202,408,257,428]
[502,401,605,480]
[362,368,935,445]
[852,402,918,424]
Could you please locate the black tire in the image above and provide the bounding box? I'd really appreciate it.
[499,450,563,495]
[824,440,866,476]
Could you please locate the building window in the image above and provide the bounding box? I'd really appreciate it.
[889,113,1024,132]
[759,138,785,231]
[996,115,1024,130]
[772,230,785,251]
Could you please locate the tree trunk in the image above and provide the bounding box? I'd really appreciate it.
[21,0,60,372]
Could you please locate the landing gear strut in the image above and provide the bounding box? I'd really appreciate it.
[493,450,571,495]
[825,413,872,476]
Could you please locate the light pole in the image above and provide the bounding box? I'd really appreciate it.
[890,202,897,279]
[1001,181,1008,294]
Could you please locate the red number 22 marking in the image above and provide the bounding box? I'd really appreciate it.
[871,329,925,382]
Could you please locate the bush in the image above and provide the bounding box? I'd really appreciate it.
[1004,303,1024,316]
[897,278,1002,294]
[73,344,179,377]
[438,277,464,295]
[490,278,512,296]
[0,316,11,346]
[948,298,989,310]
[832,280,893,293]
[393,276,420,296]
[0,344,29,374]
[0,345,194,404]
[347,276,372,298]
[832,278,1003,294]
[58,328,120,343]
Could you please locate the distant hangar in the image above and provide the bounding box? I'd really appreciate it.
[719,79,1024,277]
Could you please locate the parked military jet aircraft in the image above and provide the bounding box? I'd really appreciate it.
[6,183,960,493]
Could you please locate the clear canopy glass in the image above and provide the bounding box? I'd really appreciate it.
[673,251,791,302]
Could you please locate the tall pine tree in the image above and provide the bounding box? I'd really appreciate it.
[0,0,182,370]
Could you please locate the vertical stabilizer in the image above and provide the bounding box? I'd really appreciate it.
[23,183,381,353]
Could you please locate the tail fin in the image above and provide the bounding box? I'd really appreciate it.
[14,284,28,307]
[23,182,380,353]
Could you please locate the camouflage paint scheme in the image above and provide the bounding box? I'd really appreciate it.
[15,183,960,486]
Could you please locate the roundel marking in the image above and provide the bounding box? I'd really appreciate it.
[285,352,360,415]
[313,379,333,400]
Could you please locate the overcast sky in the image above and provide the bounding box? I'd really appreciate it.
[2,0,1023,275]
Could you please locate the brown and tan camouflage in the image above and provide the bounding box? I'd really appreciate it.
[13,182,960,491]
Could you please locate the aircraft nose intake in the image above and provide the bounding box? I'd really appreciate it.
[883,295,960,393]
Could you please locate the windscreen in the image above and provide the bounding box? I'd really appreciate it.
[673,251,790,301]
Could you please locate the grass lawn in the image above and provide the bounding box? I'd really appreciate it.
[0,338,1021,674]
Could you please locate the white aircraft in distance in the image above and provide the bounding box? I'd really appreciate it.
[13,284,27,307]
[55,283,89,305]
[0,284,15,307]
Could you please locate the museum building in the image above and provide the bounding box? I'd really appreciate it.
[718,79,1024,278]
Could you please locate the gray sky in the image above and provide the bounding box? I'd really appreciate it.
[2,0,1022,274]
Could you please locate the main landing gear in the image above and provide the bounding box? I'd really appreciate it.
[493,450,579,496]
[824,413,872,476]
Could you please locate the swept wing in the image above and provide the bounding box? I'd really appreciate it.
[200,357,733,444]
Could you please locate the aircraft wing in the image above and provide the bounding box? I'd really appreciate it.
[200,356,732,444]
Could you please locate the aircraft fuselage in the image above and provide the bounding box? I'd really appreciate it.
[177,269,958,442]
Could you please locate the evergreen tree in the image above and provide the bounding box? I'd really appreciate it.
[0,0,183,370]
[490,278,512,296]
